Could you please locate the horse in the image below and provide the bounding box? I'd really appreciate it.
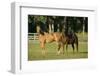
[38,30,64,56]
[61,30,79,54]
[38,30,78,56]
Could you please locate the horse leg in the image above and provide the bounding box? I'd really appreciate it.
[57,43,61,55]
[76,41,78,52]
[42,47,46,56]
[62,44,65,54]
[66,43,68,54]
[75,35,78,52]
[41,42,46,56]
[71,43,75,54]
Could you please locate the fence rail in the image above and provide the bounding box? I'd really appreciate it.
[28,33,87,42]
[28,33,39,40]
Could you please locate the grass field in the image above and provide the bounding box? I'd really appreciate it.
[28,33,88,61]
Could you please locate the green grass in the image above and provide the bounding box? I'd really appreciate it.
[28,40,88,61]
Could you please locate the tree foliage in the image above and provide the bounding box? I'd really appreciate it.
[28,15,88,33]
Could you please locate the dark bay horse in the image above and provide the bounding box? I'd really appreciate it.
[61,30,78,54]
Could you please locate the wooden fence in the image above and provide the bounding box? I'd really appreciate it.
[28,33,39,40]
[28,33,87,42]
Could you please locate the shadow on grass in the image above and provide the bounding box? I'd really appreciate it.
[78,51,88,54]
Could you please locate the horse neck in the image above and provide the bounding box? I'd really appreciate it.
[61,30,66,37]
[44,32,49,35]
[63,30,68,36]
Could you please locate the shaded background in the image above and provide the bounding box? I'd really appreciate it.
[28,15,88,33]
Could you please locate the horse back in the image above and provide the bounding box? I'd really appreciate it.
[53,32,62,42]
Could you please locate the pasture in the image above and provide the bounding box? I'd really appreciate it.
[28,33,88,61]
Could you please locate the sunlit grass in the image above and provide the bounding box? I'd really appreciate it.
[28,40,88,61]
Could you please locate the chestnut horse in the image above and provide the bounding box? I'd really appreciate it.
[38,30,64,56]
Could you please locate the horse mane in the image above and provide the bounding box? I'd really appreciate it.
[64,28,68,37]
[39,30,45,35]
